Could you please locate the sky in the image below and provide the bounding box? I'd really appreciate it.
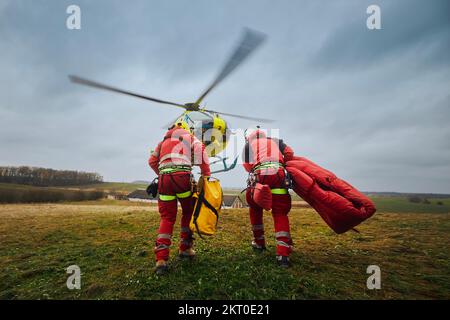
[0,0,449,193]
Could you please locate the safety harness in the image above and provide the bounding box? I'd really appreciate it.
[159,191,192,201]
[249,161,290,195]
[252,161,283,172]
[156,131,197,201]
[158,170,194,201]
[159,165,192,174]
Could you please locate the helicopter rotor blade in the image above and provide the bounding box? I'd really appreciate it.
[194,28,267,106]
[204,109,274,123]
[69,75,187,109]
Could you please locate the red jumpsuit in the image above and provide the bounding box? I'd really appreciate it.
[149,127,210,261]
[242,130,294,257]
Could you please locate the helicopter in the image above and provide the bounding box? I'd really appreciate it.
[69,28,273,173]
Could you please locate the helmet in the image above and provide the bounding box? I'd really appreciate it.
[244,126,265,141]
[244,126,257,140]
[174,119,192,133]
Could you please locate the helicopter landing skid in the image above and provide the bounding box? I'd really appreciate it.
[197,155,239,174]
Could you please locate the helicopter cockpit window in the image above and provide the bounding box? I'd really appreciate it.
[186,112,213,127]
[184,112,214,144]
[186,112,213,130]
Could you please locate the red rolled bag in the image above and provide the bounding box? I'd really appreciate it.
[251,182,272,211]
[286,156,376,234]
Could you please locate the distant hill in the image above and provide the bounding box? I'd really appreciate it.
[66,182,148,193]
[0,165,102,187]
[131,180,150,185]
[365,191,450,198]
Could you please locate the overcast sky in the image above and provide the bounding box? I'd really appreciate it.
[1,0,449,193]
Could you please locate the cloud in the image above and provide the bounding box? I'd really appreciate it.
[312,0,450,70]
[0,0,449,193]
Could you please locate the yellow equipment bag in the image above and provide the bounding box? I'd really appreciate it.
[190,176,223,237]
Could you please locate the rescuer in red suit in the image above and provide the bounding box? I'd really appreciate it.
[242,128,294,268]
[149,122,210,275]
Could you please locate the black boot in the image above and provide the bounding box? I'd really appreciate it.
[251,241,266,253]
[155,260,169,276]
[178,248,196,260]
[276,255,290,268]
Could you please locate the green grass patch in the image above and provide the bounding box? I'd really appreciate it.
[0,202,449,299]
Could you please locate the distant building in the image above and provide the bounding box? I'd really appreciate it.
[127,189,158,203]
[107,193,127,200]
[127,190,247,208]
[222,194,245,209]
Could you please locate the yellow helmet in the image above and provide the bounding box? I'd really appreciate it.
[175,119,192,133]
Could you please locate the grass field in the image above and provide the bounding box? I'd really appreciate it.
[210,188,450,214]
[59,182,148,193]
[370,196,450,214]
[0,200,449,300]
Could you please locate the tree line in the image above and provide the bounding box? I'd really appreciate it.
[0,186,105,204]
[0,166,103,187]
